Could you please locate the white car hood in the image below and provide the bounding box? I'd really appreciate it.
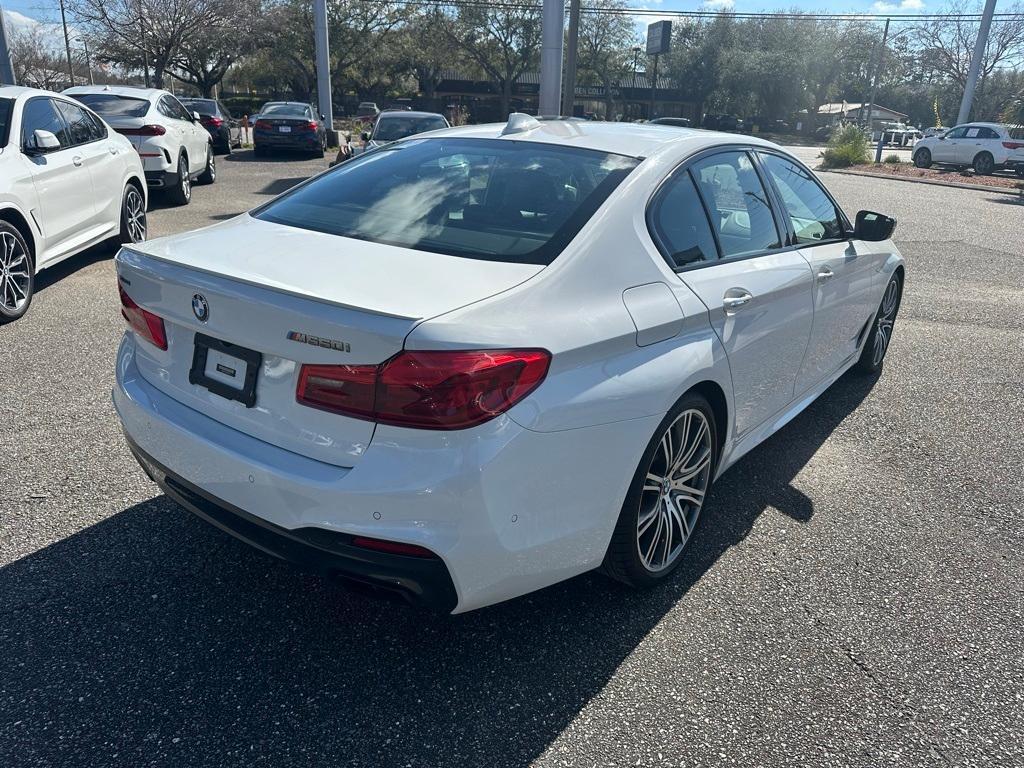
[130,214,544,320]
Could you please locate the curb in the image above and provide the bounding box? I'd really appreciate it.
[818,167,1023,197]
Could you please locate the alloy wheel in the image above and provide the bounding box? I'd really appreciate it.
[208,151,216,181]
[0,231,31,314]
[872,278,900,366]
[637,408,713,572]
[180,158,191,200]
[125,187,147,242]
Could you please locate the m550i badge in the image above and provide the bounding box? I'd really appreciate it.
[287,331,351,353]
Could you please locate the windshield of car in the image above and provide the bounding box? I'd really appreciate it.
[255,138,639,265]
[372,116,448,142]
[0,98,12,147]
[181,99,216,115]
[262,103,309,118]
[70,94,150,118]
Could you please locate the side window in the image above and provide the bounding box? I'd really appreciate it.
[760,154,843,244]
[650,171,719,267]
[218,102,232,119]
[85,110,107,141]
[169,97,193,121]
[20,98,70,150]
[690,151,780,258]
[54,100,96,146]
[159,96,190,122]
[157,96,174,119]
[977,127,1000,139]
[945,127,968,139]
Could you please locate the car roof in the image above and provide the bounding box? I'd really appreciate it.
[420,117,779,159]
[63,85,164,100]
[960,122,1005,129]
[0,85,56,100]
[378,111,446,119]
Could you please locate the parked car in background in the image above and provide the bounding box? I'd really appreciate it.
[921,126,946,139]
[0,85,147,323]
[912,122,1024,175]
[703,114,744,132]
[648,117,692,128]
[179,98,241,155]
[112,117,904,612]
[65,85,215,205]
[353,110,449,157]
[253,102,327,158]
[356,101,380,124]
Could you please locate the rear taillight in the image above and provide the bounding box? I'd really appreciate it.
[305,120,318,131]
[203,116,224,128]
[1003,141,1024,150]
[296,349,550,430]
[255,119,270,129]
[117,124,167,136]
[119,284,167,350]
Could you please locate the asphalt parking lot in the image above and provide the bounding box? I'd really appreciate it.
[1,148,1022,767]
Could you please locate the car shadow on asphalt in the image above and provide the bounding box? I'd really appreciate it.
[32,242,119,295]
[0,372,878,766]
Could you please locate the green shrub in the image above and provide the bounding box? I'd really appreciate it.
[883,153,901,164]
[820,124,869,168]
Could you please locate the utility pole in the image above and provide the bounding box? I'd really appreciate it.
[59,0,75,87]
[561,0,580,117]
[957,0,998,125]
[313,0,336,145]
[539,0,564,115]
[863,17,890,136]
[0,4,15,85]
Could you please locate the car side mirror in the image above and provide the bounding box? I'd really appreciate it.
[361,131,371,142]
[852,210,896,242]
[192,111,202,122]
[320,113,326,121]
[28,129,61,153]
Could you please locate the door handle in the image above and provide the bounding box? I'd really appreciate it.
[723,289,752,311]
[817,266,835,282]
[72,155,83,167]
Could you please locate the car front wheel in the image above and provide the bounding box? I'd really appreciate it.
[603,393,717,587]
[0,222,33,324]
[913,148,931,168]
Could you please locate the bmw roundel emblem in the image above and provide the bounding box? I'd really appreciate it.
[192,293,209,322]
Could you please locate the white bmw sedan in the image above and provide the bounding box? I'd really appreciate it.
[113,116,904,613]
[0,85,147,323]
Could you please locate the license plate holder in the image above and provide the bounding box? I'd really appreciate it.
[188,332,262,408]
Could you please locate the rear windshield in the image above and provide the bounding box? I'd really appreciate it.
[373,116,448,142]
[0,98,12,147]
[254,138,639,265]
[70,93,150,118]
[263,104,309,118]
[1009,125,1024,141]
[181,98,216,115]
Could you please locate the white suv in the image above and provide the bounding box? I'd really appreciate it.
[0,85,147,323]
[65,85,215,204]
[912,122,1024,176]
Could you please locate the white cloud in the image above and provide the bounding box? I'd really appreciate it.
[872,0,924,12]
[2,9,76,53]
[702,0,736,9]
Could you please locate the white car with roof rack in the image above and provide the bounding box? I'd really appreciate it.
[64,85,216,204]
[113,114,905,612]
[0,85,147,323]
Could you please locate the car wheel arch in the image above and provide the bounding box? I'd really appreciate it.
[0,206,37,271]
[688,379,729,468]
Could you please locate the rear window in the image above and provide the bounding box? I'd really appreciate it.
[263,104,309,118]
[181,99,216,115]
[0,98,12,147]
[70,93,150,118]
[1009,125,1024,141]
[373,116,448,142]
[255,138,639,265]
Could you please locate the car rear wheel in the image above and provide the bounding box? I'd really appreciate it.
[118,184,147,244]
[197,147,216,185]
[973,152,994,175]
[167,154,191,206]
[913,148,931,168]
[603,393,717,587]
[856,271,902,374]
[0,222,33,324]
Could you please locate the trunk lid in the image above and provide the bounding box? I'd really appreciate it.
[116,218,542,467]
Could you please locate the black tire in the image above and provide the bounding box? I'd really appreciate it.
[913,148,931,168]
[602,392,718,588]
[197,147,216,185]
[0,220,34,324]
[166,153,191,205]
[253,144,267,158]
[118,183,147,244]
[973,152,994,175]
[855,271,903,375]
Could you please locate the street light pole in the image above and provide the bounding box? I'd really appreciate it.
[957,0,998,125]
[0,4,16,85]
[539,0,564,116]
[863,17,890,135]
[313,0,336,146]
[59,0,75,87]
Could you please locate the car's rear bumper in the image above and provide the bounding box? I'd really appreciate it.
[254,130,321,150]
[125,436,459,611]
[112,334,656,612]
[144,169,178,189]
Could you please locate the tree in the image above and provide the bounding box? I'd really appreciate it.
[9,23,86,90]
[444,0,541,117]
[168,1,262,97]
[576,0,638,118]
